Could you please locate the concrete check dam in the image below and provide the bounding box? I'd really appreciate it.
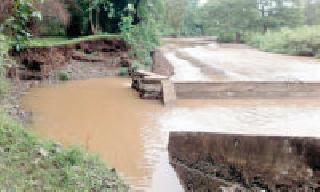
[21,38,320,191]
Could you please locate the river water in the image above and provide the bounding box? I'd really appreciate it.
[21,40,320,191]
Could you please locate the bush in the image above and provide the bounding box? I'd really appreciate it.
[58,71,70,81]
[118,67,128,76]
[246,25,320,56]
[217,32,235,43]
[0,112,128,191]
[0,34,11,97]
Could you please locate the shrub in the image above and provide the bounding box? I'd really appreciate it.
[246,25,320,56]
[118,67,128,76]
[0,34,11,97]
[58,71,70,81]
[217,32,235,43]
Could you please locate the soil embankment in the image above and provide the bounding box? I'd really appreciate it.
[9,38,130,80]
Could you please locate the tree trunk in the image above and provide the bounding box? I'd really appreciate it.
[235,32,241,44]
[263,23,268,34]
[89,1,96,34]
[96,6,100,33]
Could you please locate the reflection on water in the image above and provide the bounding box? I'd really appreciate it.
[21,78,320,191]
[168,132,320,191]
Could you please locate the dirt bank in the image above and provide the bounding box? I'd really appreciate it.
[8,38,129,80]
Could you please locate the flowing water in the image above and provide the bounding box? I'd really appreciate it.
[21,78,183,191]
[21,78,320,191]
[21,40,320,191]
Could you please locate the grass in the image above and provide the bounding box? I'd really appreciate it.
[25,34,122,48]
[0,112,128,191]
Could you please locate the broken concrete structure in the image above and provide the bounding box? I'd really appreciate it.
[168,132,320,191]
[131,70,169,100]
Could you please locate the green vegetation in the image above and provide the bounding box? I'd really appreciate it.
[118,67,129,76]
[247,25,320,56]
[161,0,320,57]
[58,71,70,81]
[120,0,163,69]
[0,112,128,191]
[3,0,42,51]
[26,34,121,48]
[0,34,10,97]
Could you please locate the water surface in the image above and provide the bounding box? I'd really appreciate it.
[22,78,320,191]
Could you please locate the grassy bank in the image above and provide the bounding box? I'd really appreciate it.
[27,34,122,48]
[0,113,128,191]
[246,26,320,57]
[14,34,122,48]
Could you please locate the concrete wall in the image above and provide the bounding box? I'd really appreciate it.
[174,81,320,99]
[168,132,320,191]
[152,49,174,77]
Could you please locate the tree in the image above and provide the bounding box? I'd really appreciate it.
[257,0,305,33]
[3,0,42,50]
[200,0,259,42]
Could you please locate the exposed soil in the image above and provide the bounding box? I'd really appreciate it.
[8,39,129,80]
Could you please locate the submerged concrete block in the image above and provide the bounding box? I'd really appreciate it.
[162,80,176,106]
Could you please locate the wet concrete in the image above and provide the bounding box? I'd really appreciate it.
[178,44,320,81]
[163,40,320,81]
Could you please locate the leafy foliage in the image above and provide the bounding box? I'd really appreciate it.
[0,34,11,97]
[120,0,162,69]
[3,0,42,51]
[58,71,70,81]
[247,25,320,56]
[162,0,309,43]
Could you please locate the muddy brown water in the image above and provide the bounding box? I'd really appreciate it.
[21,77,320,191]
[21,78,183,191]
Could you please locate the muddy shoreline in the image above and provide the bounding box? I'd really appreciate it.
[4,38,131,125]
